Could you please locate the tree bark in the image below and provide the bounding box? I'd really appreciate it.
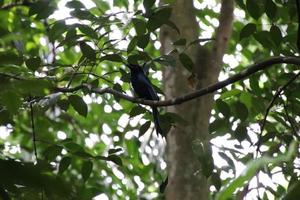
[160,0,234,199]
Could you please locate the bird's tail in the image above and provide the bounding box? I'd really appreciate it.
[152,106,163,137]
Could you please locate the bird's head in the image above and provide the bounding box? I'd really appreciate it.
[126,63,143,73]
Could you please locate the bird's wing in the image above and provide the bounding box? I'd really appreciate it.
[143,76,159,101]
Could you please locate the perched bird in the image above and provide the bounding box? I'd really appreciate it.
[126,63,163,137]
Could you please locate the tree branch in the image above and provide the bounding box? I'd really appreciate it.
[56,56,300,107]
[2,56,300,107]
[212,0,234,68]
[282,99,300,140]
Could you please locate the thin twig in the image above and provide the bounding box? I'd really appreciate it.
[66,58,87,88]
[256,71,300,154]
[29,100,38,161]
[102,70,120,76]
[282,99,300,140]
[74,72,113,83]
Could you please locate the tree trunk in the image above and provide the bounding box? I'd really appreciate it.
[160,0,234,199]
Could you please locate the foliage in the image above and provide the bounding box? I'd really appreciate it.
[0,0,299,199]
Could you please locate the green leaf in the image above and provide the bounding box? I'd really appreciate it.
[61,27,78,47]
[70,10,94,20]
[216,141,298,200]
[240,23,256,40]
[254,31,273,49]
[127,54,148,65]
[235,0,246,9]
[68,95,88,117]
[270,25,282,47]
[59,157,72,174]
[139,121,151,137]
[283,180,300,200]
[90,79,99,88]
[234,124,247,142]
[65,27,77,41]
[29,1,56,19]
[220,89,242,99]
[137,33,150,49]
[153,55,176,67]
[25,57,41,71]
[66,0,85,9]
[79,41,96,62]
[44,145,62,161]
[100,54,123,62]
[246,0,262,20]
[234,102,248,121]
[219,152,235,168]
[163,112,187,125]
[158,115,172,135]
[143,0,155,12]
[216,99,231,117]
[78,25,98,39]
[147,7,173,31]
[112,83,123,102]
[0,90,22,114]
[260,132,276,144]
[159,177,168,193]
[49,21,67,42]
[57,99,69,111]
[113,0,128,7]
[211,172,222,191]
[265,0,277,19]
[107,155,123,166]
[16,79,52,96]
[113,83,123,93]
[151,7,172,21]
[108,148,123,155]
[209,118,230,135]
[132,18,147,35]
[127,36,138,54]
[179,53,194,72]
[129,106,147,117]
[119,68,131,82]
[173,38,186,46]
[239,153,253,164]
[63,139,84,153]
[192,140,214,177]
[0,51,23,66]
[74,151,93,158]
[81,160,93,182]
[239,92,252,110]
[0,109,12,125]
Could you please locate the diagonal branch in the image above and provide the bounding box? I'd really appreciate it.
[2,56,300,107]
[282,99,300,140]
[56,56,300,107]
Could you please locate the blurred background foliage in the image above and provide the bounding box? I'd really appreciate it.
[0,0,300,199]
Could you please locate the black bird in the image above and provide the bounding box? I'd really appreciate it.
[126,63,163,137]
